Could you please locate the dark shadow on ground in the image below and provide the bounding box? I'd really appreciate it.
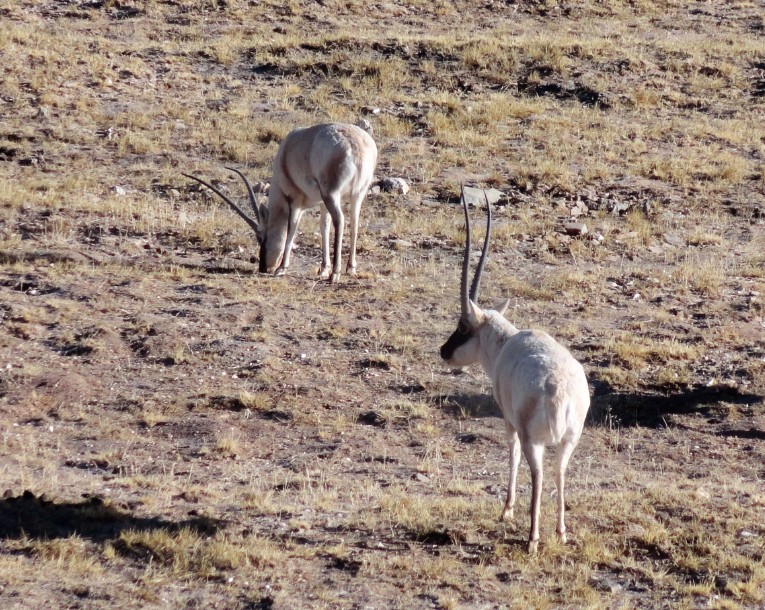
[588,381,763,428]
[436,380,762,430]
[0,491,223,541]
[437,391,502,419]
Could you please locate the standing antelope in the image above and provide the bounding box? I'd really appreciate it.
[183,122,378,283]
[440,188,590,553]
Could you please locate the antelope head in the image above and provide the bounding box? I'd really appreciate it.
[182,168,271,272]
[440,186,494,367]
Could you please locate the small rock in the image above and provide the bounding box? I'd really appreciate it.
[462,186,504,206]
[361,106,381,115]
[456,433,479,444]
[564,222,588,236]
[414,473,430,483]
[358,411,386,427]
[379,177,410,195]
[355,118,373,134]
[251,181,269,195]
[739,530,756,538]
[96,127,115,140]
[582,187,597,201]
[262,409,292,422]
[610,201,631,215]
[389,238,415,249]
[206,99,227,111]
[662,233,685,247]
[590,576,622,593]
[112,185,127,196]
[570,201,588,218]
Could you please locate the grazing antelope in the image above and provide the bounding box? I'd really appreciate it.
[183,122,378,283]
[440,188,590,553]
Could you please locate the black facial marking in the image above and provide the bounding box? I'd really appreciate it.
[440,321,473,361]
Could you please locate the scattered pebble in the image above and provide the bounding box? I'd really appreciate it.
[564,221,588,236]
[462,186,504,206]
[378,177,410,195]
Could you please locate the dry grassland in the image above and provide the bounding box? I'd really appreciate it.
[0,0,764,608]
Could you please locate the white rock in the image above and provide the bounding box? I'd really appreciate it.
[462,186,504,206]
[389,238,415,249]
[379,177,410,195]
[663,233,685,247]
[355,118,373,134]
[251,181,269,195]
[564,222,588,236]
[112,185,127,196]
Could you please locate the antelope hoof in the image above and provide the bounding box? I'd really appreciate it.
[557,530,567,544]
[500,506,513,522]
[527,539,539,554]
[346,265,357,277]
[274,268,287,277]
[319,267,331,280]
[329,272,341,284]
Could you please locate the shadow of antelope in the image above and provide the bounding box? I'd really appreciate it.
[436,379,763,434]
[0,491,223,542]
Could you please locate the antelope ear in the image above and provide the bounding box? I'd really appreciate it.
[494,298,511,317]
[466,299,486,327]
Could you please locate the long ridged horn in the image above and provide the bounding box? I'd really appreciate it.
[460,184,472,318]
[225,166,262,225]
[182,173,260,234]
[469,190,492,302]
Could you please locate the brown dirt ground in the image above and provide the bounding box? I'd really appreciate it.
[1,1,764,609]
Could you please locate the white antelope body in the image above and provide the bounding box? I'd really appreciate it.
[184,122,378,282]
[440,189,590,553]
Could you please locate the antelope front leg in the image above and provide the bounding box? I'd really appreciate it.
[317,207,332,279]
[276,208,303,276]
[501,426,521,521]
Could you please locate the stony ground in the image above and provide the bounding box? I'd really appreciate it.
[0,1,764,609]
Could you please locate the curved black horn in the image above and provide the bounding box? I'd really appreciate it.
[225,166,262,225]
[460,184,472,318]
[181,173,260,234]
[469,190,492,303]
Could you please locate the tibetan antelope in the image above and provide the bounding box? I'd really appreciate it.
[440,188,590,553]
[183,122,378,283]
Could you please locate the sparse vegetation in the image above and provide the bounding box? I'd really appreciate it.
[0,0,763,609]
